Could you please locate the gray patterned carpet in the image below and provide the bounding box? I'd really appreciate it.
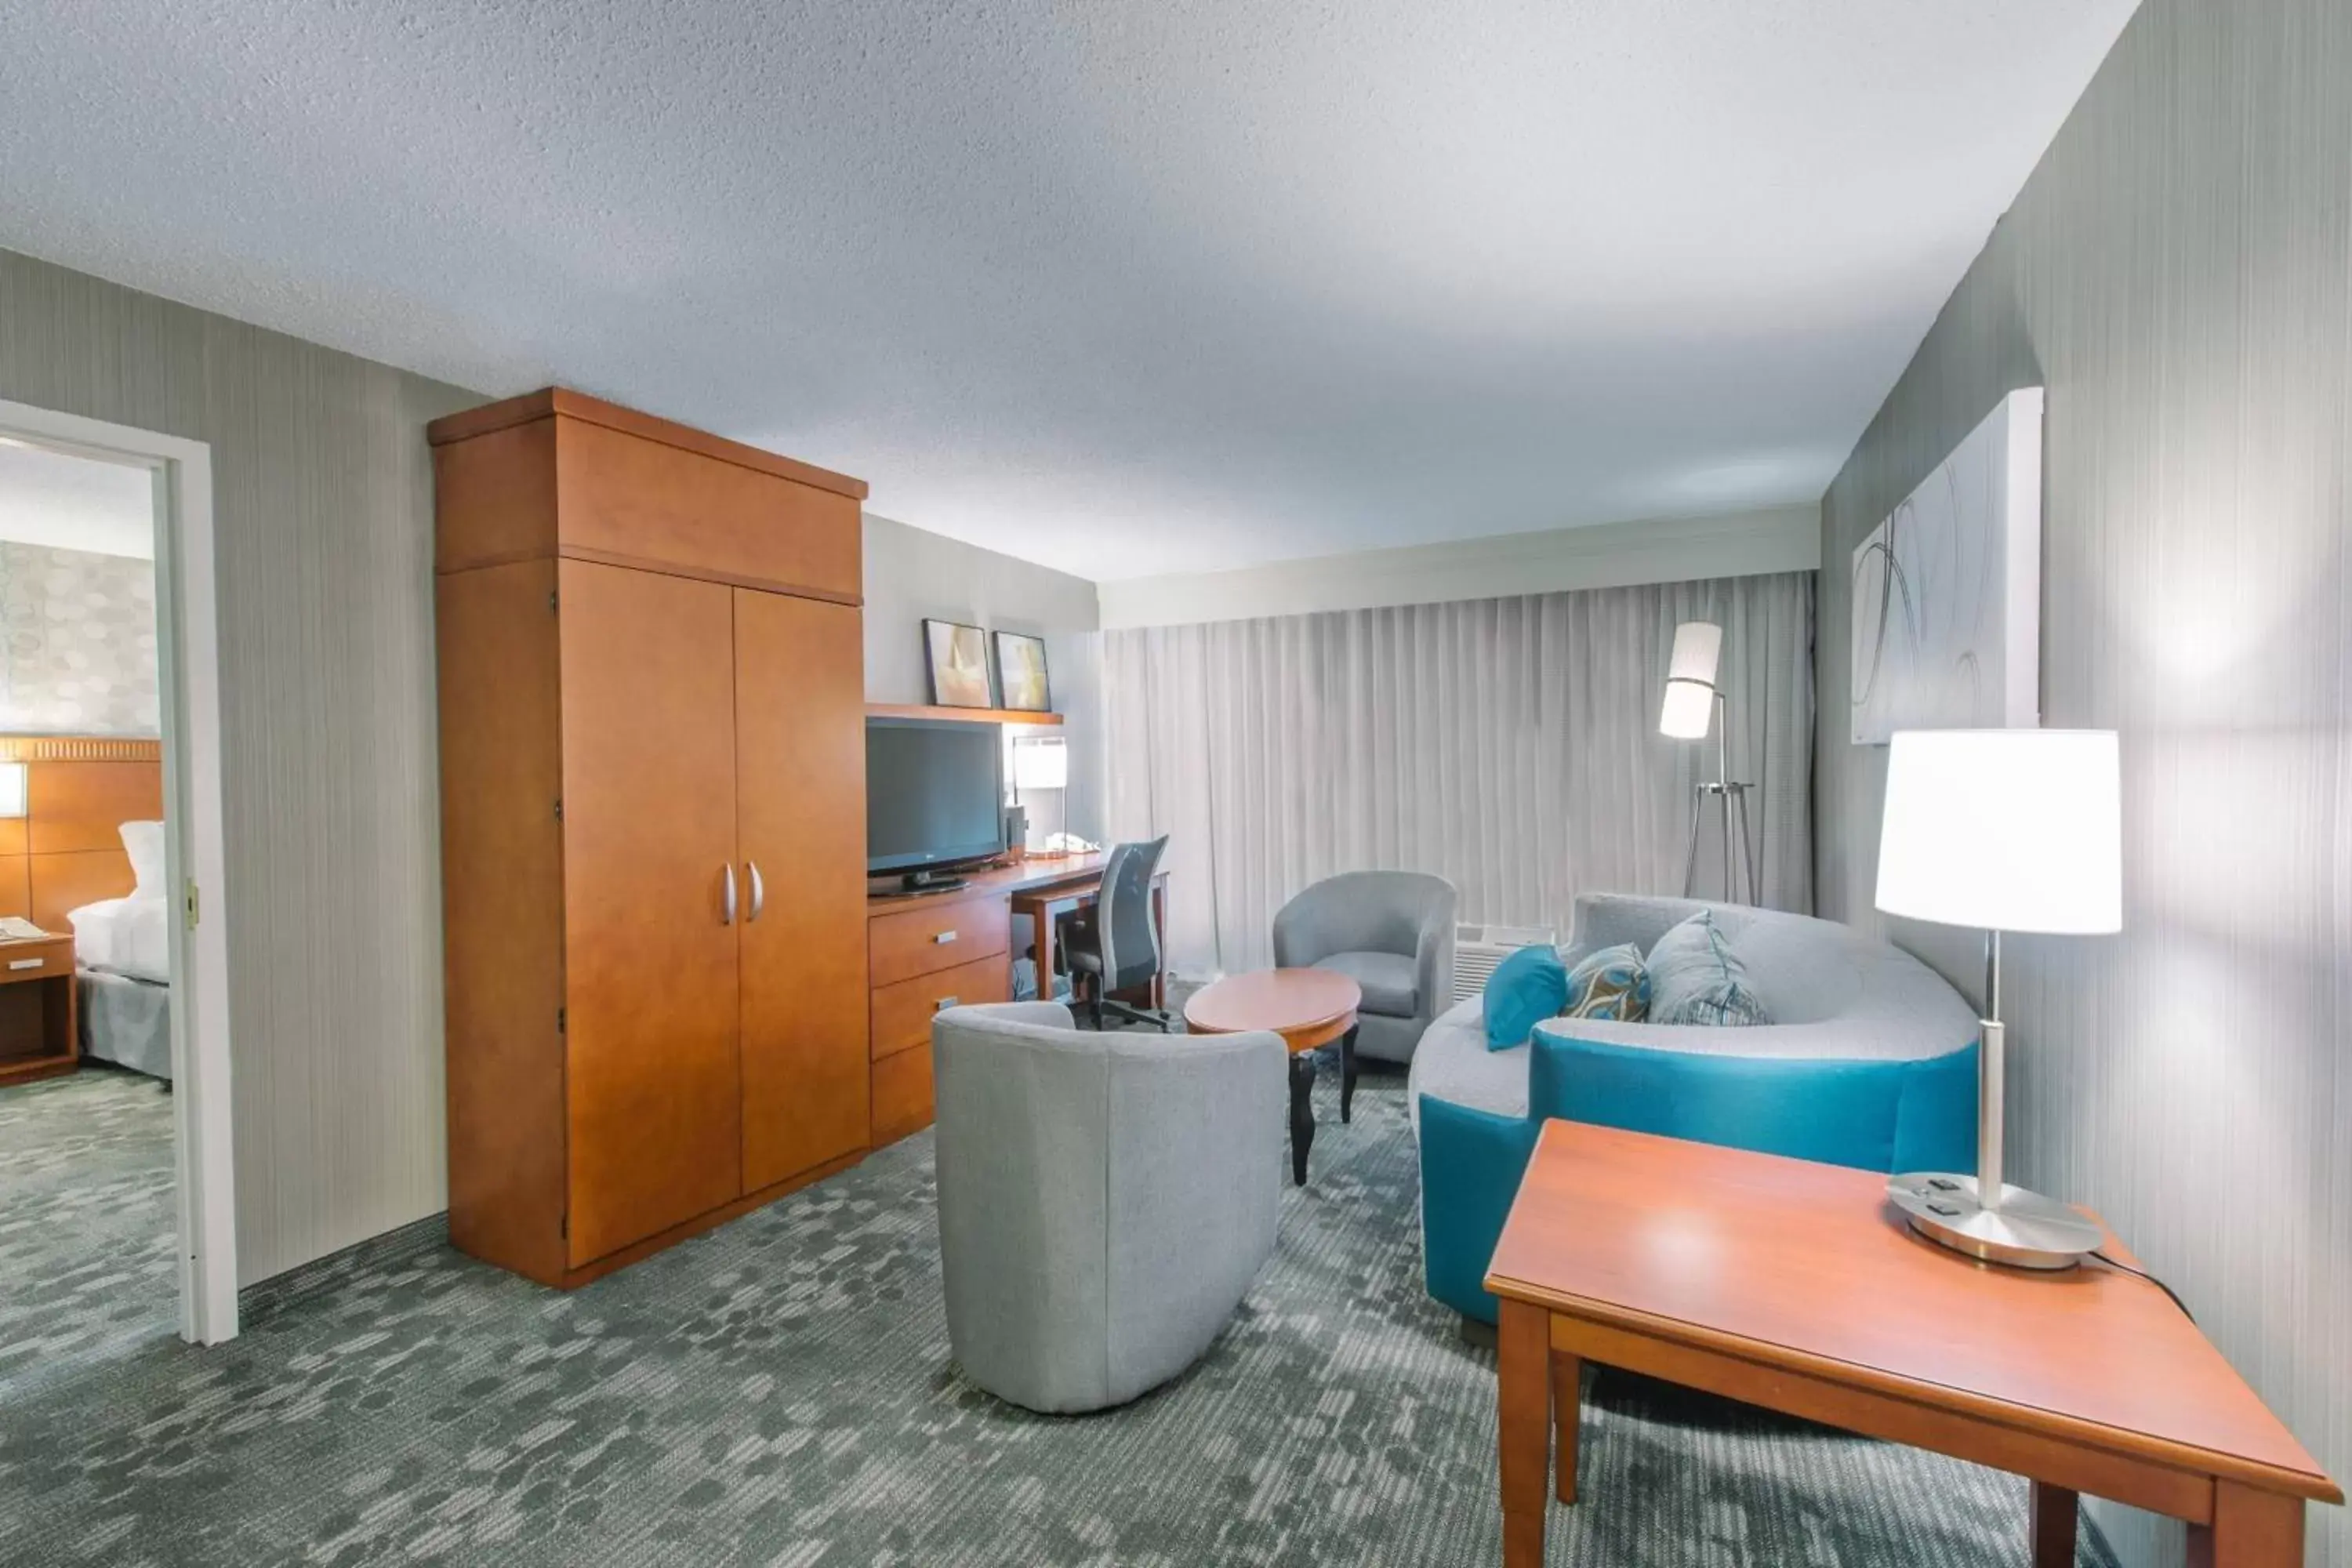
[0,1062,2114,1567]
[0,1067,180,1399]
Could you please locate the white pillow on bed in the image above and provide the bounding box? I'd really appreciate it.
[121,820,166,897]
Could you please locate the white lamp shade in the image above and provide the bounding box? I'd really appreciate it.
[1011,739,1068,791]
[0,762,22,819]
[1659,679,1714,739]
[1659,622,1723,739]
[1875,728,2122,935]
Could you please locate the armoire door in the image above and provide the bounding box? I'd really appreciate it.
[558,559,744,1265]
[734,586,869,1190]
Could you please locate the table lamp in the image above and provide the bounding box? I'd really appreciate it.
[1659,620,1757,903]
[1875,728,2121,1269]
[1011,735,1069,854]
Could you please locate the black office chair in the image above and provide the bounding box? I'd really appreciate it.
[1056,836,1171,1031]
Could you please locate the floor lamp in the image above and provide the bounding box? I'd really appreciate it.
[1876,728,2121,1269]
[1659,620,1758,904]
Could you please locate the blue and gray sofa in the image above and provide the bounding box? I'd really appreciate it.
[1407,894,1981,1323]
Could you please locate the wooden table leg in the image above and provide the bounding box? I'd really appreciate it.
[1287,1051,1316,1185]
[1149,880,1167,1011]
[1339,1024,1359,1123]
[2031,1481,2076,1567]
[2187,1483,2303,1568]
[1498,1300,1549,1567]
[1550,1349,1581,1504]
[1033,902,1057,1006]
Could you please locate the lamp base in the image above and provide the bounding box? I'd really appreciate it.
[1887,1173,2103,1271]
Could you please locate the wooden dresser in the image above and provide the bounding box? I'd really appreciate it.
[866,888,1013,1144]
[432,388,871,1288]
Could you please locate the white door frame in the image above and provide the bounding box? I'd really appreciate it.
[0,397,238,1345]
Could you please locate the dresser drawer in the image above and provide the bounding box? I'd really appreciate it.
[871,1044,935,1146]
[870,953,1010,1062]
[869,895,1010,988]
[0,941,72,982]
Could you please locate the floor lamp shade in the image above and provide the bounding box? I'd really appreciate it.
[1875,729,2122,935]
[1659,621,1722,739]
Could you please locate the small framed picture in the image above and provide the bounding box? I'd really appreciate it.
[993,631,1051,713]
[924,619,996,708]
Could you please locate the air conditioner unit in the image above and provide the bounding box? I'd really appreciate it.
[1452,923,1558,1004]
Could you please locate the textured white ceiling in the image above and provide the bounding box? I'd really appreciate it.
[0,1,2138,581]
[0,441,156,559]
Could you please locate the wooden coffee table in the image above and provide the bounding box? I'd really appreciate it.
[1182,967,1359,1185]
[1485,1120,2339,1567]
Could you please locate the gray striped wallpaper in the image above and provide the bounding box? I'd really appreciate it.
[0,247,479,1285]
[1813,3,2350,1563]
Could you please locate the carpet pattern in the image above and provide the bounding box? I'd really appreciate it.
[0,1065,178,1399]
[0,1065,2114,1566]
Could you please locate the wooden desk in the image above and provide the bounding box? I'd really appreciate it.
[0,934,78,1087]
[1485,1121,2339,1568]
[863,854,1169,1145]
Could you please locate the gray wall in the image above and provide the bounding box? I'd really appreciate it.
[0,248,481,1284]
[862,512,1105,844]
[1813,4,2349,1563]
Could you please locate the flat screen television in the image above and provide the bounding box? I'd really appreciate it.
[866,717,1005,888]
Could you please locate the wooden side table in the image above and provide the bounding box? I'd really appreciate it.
[1182,967,1359,1184]
[1485,1120,2340,1567]
[0,934,78,1087]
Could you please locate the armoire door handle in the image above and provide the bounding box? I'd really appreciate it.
[721,862,738,926]
[746,860,765,922]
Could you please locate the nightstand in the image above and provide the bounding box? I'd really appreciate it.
[0,934,78,1087]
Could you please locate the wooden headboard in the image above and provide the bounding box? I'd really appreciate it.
[0,737,165,932]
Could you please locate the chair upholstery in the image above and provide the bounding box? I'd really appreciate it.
[1272,872,1457,1064]
[1058,836,1170,1028]
[931,1001,1285,1413]
[1309,949,1419,1015]
[1408,894,1981,1323]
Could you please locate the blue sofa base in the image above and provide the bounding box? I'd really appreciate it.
[1421,1034,1980,1323]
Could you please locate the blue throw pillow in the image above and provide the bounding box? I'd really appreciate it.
[1561,942,1650,1021]
[1646,911,1771,1026]
[1483,943,1566,1049]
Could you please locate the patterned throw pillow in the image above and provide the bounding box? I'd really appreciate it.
[1645,912,1772,1027]
[1559,943,1650,1022]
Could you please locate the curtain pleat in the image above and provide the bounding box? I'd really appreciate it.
[1102,572,1817,978]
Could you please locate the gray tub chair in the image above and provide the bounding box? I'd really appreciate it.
[931,1001,1286,1414]
[1272,872,1458,1065]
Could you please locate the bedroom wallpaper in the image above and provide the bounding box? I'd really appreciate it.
[0,539,159,735]
[1813,3,2350,1563]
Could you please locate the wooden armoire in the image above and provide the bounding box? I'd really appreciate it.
[431,388,870,1287]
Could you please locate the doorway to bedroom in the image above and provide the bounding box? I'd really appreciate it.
[0,434,187,1388]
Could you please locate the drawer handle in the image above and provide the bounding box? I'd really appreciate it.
[932,931,958,945]
[8,958,41,971]
[935,996,959,1011]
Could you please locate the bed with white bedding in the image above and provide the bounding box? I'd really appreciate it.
[67,821,173,1080]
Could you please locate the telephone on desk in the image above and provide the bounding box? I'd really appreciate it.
[1036,832,1100,856]
[0,917,49,942]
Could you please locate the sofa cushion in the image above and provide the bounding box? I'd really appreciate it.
[1313,949,1420,1018]
[1646,911,1771,1026]
[1407,998,1526,1136]
[1478,942,1565,1048]
[1561,942,1649,1021]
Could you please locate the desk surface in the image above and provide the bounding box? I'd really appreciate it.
[1485,1120,2339,1504]
[866,852,1113,914]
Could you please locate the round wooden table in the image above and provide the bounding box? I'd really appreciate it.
[1183,967,1361,1185]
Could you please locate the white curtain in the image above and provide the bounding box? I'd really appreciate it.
[1102,572,1814,978]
